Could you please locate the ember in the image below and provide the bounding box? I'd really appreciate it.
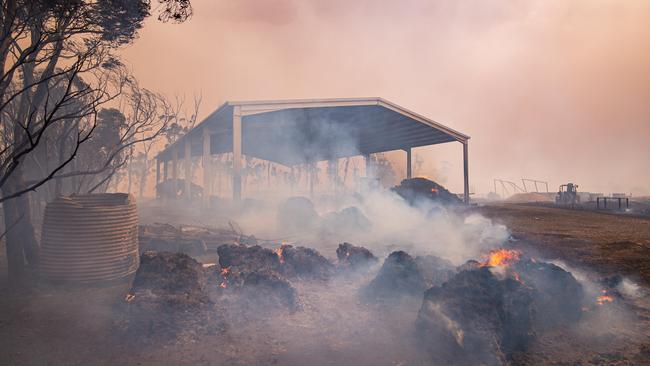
[596,295,615,305]
[219,267,231,289]
[274,247,285,264]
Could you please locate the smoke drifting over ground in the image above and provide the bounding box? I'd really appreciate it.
[130,191,648,365]
[230,187,508,264]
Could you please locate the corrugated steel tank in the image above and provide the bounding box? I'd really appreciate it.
[40,193,139,283]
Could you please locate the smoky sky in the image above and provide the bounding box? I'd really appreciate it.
[122,0,650,195]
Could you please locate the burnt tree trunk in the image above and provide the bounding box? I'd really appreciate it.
[2,166,40,281]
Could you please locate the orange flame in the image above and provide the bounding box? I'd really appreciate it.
[481,249,521,267]
[219,267,231,289]
[430,188,438,193]
[596,294,615,305]
[274,247,285,264]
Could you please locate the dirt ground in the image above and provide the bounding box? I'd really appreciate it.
[476,203,650,286]
[1,202,649,365]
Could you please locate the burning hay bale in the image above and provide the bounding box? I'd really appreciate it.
[415,255,456,288]
[124,251,219,340]
[278,244,334,280]
[392,177,462,205]
[215,244,304,311]
[477,249,584,327]
[217,243,333,281]
[216,244,281,289]
[336,242,378,269]
[362,251,427,300]
[416,266,535,365]
[416,249,587,364]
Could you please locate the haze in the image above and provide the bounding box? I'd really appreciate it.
[121,0,650,196]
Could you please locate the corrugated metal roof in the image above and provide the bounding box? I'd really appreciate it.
[157,97,469,165]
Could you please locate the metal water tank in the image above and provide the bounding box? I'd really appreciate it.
[40,193,139,283]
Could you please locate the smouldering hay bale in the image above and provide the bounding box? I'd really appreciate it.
[279,244,334,280]
[414,254,456,288]
[239,269,300,312]
[336,242,378,270]
[416,267,535,365]
[362,250,427,300]
[514,259,584,328]
[123,251,222,341]
[217,243,334,281]
[215,244,303,312]
[391,177,462,206]
[217,244,282,273]
[129,251,210,308]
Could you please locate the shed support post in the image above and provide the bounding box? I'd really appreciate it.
[232,106,242,202]
[172,147,179,199]
[405,148,412,179]
[184,140,191,200]
[202,127,211,207]
[463,141,469,204]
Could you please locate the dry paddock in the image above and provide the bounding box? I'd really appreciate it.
[475,203,650,286]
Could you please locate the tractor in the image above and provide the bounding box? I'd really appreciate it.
[556,183,580,206]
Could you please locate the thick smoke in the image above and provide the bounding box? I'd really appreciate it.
[223,111,510,264]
